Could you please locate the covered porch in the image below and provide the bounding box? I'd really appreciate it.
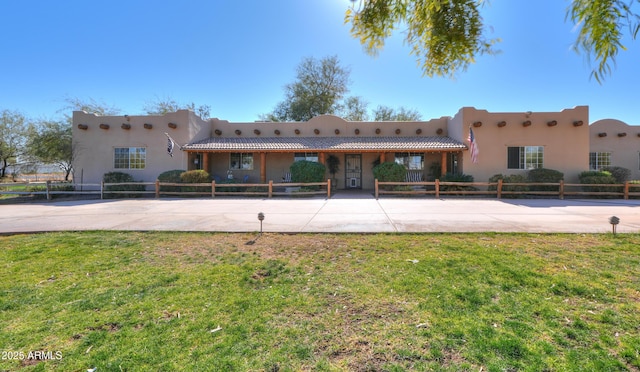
[182,136,467,190]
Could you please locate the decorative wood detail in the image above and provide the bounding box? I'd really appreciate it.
[314,128,320,135]
[99,123,110,130]
[375,128,381,134]
[295,129,300,135]
[522,120,532,127]
[354,129,360,135]
[598,132,607,137]
[497,121,506,128]
[436,128,443,135]
[235,129,242,135]
[77,124,88,130]
[274,129,281,135]
[618,132,627,137]
[472,121,482,127]
[143,123,153,129]
[121,123,131,130]
[573,120,584,127]
[547,120,557,127]
[416,128,422,135]
[334,129,340,135]
[168,122,177,129]
[254,129,261,135]
[214,129,222,135]
[395,128,401,135]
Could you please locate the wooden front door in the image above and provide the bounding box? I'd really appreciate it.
[345,154,362,189]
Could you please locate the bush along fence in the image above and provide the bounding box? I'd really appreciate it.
[0,179,332,200]
[374,179,640,199]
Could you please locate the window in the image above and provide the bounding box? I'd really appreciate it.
[395,152,424,170]
[230,153,253,170]
[507,146,543,169]
[589,152,611,170]
[294,152,319,162]
[114,147,146,169]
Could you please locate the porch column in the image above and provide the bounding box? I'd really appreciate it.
[380,152,386,163]
[319,152,326,165]
[260,152,267,183]
[440,152,447,176]
[203,153,210,173]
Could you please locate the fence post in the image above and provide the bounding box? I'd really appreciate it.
[327,178,331,198]
[155,180,160,198]
[101,181,104,200]
[497,179,503,199]
[559,180,564,200]
[211,181,216,198]
[268,180,273,198]
[435,179,440,199]
[374,179,379,199]
[46,180,51,200]
[624,181,629,200]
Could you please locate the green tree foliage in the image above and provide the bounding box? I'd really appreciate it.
[266,56,351,121]
[26,120,74,181]
[346,0,639,82]
[144,96,211,120]
[0,110,28,178]
[338,96,370,121]
[373,105,422,121]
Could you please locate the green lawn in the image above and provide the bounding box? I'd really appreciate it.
[1,232,639,371]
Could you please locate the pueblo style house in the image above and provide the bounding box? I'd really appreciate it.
[72,106,640,189]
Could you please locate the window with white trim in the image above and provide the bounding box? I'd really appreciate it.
[589,152,611,170]
[114,147,146,169]
[507,146,543,169]
[294,152,319,162]
[394,152,424,170]
[230,153,253,170]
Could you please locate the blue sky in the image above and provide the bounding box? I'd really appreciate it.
[1,0,639,124]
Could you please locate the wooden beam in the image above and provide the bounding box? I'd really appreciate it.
[260,152,267,183]
[380,152,386,163]
[441,152,447,176]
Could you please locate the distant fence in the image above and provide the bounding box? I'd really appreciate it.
[375,179,640,199]
[0,179,332,200]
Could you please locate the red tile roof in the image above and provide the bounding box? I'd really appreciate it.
[183,136,466,152]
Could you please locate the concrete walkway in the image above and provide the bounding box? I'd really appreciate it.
[2,193,640,234]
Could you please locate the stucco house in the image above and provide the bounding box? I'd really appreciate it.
[71,105,640,189]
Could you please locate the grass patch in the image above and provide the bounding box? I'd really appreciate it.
[0,232,639,371]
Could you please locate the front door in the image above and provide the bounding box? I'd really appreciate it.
[345,154,362,189]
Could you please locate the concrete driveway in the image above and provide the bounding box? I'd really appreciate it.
[1,194,640,234]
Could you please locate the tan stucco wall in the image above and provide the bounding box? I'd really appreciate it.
[72,110,208,185]
[210,114,449,138]
[589,119,640,180]
[451,106,590,183]
[73,106,610,189]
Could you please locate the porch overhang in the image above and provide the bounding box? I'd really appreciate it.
[182,136,467,153]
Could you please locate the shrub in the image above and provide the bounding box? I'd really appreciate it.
[527,168,563,191]
[373,162,407,182]
[103,172,146,198]
[158,169,186,193]
[579,171,619,195]
[180,170,211,194]
[488,174,529,198]
[439,173,477,193]
[602,166,630,183]
[290,161,326,184]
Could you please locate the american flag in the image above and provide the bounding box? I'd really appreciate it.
[468,127,479,164]
[167,137,174,157]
